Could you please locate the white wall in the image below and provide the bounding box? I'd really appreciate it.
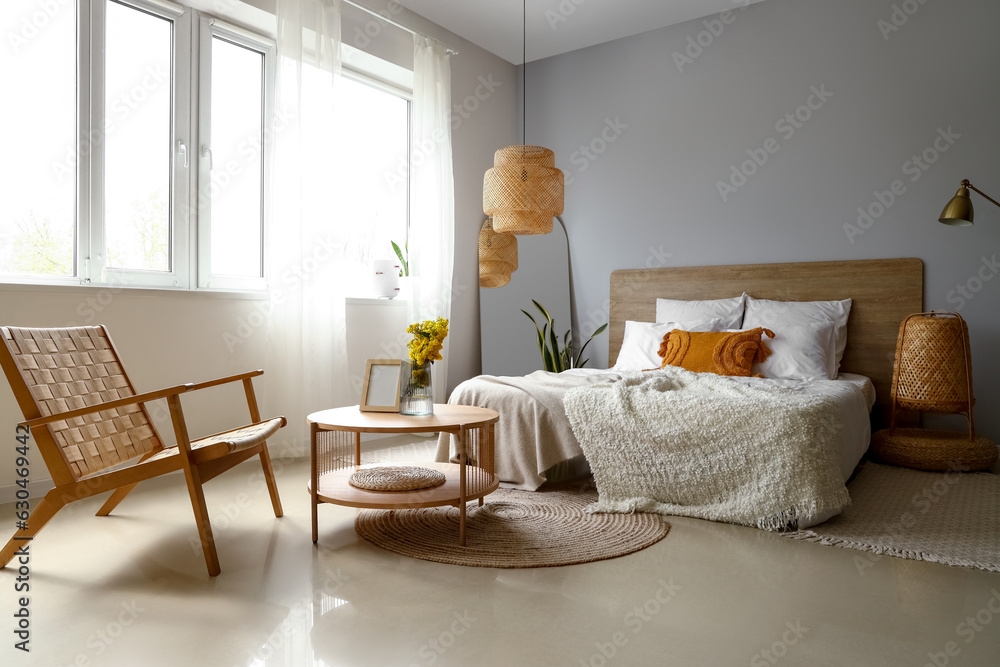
[0,0,515,497]
[525,0,1000,440]
[0,288,272,499]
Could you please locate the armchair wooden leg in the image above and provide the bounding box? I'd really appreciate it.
[96,483,138,517]
[168,393,221,576]
[1,489,66,567]
[183,465,221,577]
[258,445,283,518]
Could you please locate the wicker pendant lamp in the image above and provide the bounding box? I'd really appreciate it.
[871,312,998,471]
[479,217,518,288]
[483,0,564,235]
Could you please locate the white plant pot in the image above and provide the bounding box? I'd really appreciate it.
[372,259,401,299]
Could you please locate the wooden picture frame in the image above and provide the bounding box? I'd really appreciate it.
[360,359,403,412]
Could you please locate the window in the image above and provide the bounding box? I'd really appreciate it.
[198,20,272,289]
[0,0,77,279]
[334,74,410,287]
[0,0,272,290]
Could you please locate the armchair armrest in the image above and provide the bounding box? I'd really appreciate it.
[186,370,264,393]
[23,384,191,429]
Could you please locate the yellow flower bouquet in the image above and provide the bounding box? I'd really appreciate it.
[400,317,448,415]
[406,317,449,370]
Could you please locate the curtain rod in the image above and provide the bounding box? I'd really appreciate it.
[342,0,459,55]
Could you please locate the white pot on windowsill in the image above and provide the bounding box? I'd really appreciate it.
[372,259,401,299]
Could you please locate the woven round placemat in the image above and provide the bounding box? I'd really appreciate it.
[349,466,447,492]
[355,483,670,568]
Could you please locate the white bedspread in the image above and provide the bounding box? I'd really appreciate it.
[437,368,874,501]
[564,367,852,531]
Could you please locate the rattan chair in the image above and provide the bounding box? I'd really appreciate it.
[871,312,997,471]
[0,326,286,576]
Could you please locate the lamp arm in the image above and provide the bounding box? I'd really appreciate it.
[966,182,1000,210]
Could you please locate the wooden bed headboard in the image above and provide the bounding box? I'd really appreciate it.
[609,258,924,429]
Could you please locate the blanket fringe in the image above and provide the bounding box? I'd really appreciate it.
[587,486,852,533]
[783,530,1000,573]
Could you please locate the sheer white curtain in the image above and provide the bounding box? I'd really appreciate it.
[409,36,455,403]
[264,0,348,454]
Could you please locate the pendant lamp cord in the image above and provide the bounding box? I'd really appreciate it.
[522,0,526,145]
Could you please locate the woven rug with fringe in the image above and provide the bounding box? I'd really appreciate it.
[355,482,670,568]
[784,463,1000,572]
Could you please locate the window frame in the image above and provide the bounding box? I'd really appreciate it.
[82,0,193,289]
[2,1,415,295]
[339,64,414,282]
[195,17,275,291]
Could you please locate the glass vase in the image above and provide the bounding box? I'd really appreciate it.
[400,359,434,416]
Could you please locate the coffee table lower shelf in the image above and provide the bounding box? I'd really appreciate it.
[309,462,499,544]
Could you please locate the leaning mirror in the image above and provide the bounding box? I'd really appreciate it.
[480,218,572,376]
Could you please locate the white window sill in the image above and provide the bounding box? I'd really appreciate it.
[0,281,268,300]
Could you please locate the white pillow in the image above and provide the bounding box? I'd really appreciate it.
[755,321,837,380]
[655,294,746,330]
[743,296,852,372]
[614,319,723,372]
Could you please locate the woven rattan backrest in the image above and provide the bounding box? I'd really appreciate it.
[891,313,973,415]
[0,326,163,481]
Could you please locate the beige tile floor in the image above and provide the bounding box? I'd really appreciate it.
[1,440,999,667]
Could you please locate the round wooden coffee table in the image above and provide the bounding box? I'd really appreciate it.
[307,404,499,545]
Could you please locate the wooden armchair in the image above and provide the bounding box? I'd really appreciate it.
[0,326,286,576]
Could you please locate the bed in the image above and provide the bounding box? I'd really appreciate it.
[438,258,923,528]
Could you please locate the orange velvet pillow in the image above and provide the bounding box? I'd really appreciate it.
[658,328,775,377]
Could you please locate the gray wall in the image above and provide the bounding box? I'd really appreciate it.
[523,0,1000,440]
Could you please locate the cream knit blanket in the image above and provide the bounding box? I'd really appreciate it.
[564,367,851,531]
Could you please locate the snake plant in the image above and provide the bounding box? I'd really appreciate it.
[521,300,608,372]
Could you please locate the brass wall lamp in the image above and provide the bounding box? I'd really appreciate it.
[939,180,1000,226]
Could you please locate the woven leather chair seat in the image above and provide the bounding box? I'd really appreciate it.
[146,417,286,466]
[872,428,998,472]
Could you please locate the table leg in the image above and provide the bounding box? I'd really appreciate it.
[311,422,319,544]
[459,424,467,546]
[354,431,361,466]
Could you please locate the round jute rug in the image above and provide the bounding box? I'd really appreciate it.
[355,483,670,568]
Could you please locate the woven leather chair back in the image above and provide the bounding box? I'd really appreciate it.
[0,326,163,481]
[890,312,973,416]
